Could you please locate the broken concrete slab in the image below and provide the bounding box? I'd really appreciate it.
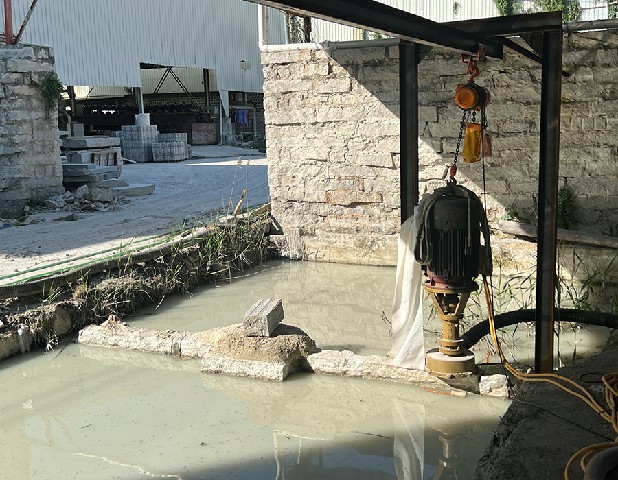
[77,318,469,392]
[201,323,317,381]
[97,179,129,188]
[78,316,212,358]
[201,354,294,382]
[307,350,468,396]
[63,136,121,149]
[243,298,284,337]
[78,318,318,381]
[111,183,155,196]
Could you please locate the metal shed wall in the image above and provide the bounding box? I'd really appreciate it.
[0,0,286,92]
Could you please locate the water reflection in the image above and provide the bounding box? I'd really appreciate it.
[0,343,506,480]
[1,260,518,479]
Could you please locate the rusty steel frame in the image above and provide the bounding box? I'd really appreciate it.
[245,0,563,373]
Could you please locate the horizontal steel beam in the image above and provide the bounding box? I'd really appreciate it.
[247,0,503,58]
[446,11,563,36]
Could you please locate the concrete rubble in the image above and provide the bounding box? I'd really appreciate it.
[78,315,470,395]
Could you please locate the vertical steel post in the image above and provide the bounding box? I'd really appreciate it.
[4,0,13,45]
[135,87,145,115]
[535,29,562,373]
[399,41,419,223]
[203,68,211,110]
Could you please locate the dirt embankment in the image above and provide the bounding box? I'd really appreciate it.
[0,212,274,360]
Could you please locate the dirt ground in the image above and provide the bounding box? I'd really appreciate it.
[0,145,268,285]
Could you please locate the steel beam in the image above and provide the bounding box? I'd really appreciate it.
[246,0,503,58]
[535,28,562,374]
[399,42,419,222]
[447,11,562,36]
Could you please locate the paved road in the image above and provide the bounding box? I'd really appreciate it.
[0,146,268,283]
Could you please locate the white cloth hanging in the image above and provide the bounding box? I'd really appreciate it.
[388,210,425,370]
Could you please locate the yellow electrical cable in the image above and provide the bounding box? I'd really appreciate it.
[481,275,618,479]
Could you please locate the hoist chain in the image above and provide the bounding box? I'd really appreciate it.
[449,110,468,183]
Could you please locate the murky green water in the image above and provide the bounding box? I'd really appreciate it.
[2,259,605,480]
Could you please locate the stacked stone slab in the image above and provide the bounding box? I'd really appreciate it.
[152,132,190,162]
[121,125,159,163]
[62,136,123,189]
[0,44,63,218]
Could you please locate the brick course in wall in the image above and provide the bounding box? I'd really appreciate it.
[0,45,63,218]
[262,31,618,265]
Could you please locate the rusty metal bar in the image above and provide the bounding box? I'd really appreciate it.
[535,28,563,374]
[4,0,13,45]
[14,0,39,45]
[399,41,419,223]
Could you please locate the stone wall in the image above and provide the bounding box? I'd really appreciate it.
[262,31,618,265]
[0,45,63,218]
[263,46,401,265]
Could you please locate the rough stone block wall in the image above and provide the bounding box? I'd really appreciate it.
[263,31,618,265]
[0,45,63,218]
[263,46,401,265]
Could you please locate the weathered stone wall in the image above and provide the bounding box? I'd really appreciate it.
[0,45,63,218]
[263,46,401,265]
[262,31,618,265]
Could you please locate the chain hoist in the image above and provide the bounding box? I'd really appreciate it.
[447,53,492,184]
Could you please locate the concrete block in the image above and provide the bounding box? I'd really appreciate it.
[63,136,120,149]
[158,133,187,143]
[111,183,155,196]
[65,150,93,164]
[243,299,284,337]
[152,141,186,162]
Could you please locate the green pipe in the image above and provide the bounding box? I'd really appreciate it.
[3,203,270,286]
[0,233,166,281]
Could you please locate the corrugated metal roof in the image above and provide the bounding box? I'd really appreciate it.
[1,0,286,92]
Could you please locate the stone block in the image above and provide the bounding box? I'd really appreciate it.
[152,141,186,162]
[243,298,284,337]
[65,150,92,164]
[7,58,54,73]
[157,132,187,143]
[111,183,155,196]
[63,136,121,149]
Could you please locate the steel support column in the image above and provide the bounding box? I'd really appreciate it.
[4,0,13,45]
[399,42,419,222]
[135,87,145,115]
[535,28,562,374]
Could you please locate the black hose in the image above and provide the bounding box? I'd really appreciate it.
[461,308,618,349]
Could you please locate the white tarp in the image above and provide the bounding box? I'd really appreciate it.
[388,211,425,370]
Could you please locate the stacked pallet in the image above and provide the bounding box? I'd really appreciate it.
[152,133,191,162]
[121,125,159,163]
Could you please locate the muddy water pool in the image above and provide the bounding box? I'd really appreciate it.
[0,260,608,479]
